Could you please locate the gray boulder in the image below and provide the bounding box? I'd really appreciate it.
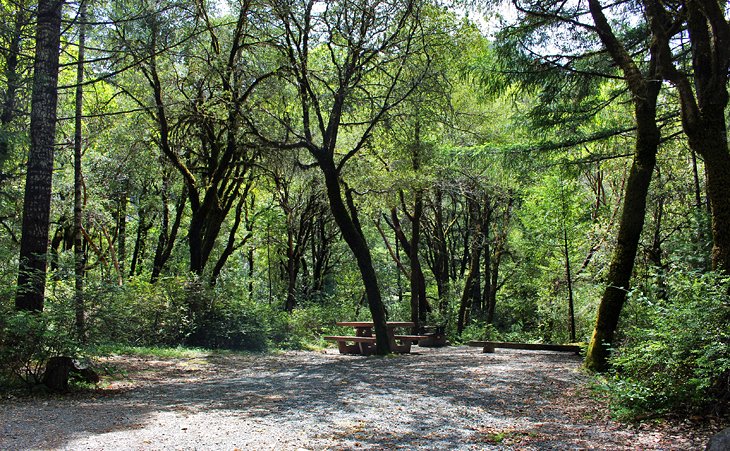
[706,427,730,451]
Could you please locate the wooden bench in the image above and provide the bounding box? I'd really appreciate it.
[468,341,581,355]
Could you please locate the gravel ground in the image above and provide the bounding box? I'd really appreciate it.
[0,346,720,450]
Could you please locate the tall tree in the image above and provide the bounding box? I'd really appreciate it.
[583,0,663,371]
[16,0,64,311]
[74,0,88,339]
[494,0,664,370]
[263,0,430,354]
[644,0,730,272]
[0,1,31,170]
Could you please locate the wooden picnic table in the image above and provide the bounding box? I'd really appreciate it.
[324,321,427,355]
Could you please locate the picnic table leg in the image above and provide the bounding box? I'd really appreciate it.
[389,330,412,353]
[482,343,495,353]
[338,341,361,354]
[358,341,374,355]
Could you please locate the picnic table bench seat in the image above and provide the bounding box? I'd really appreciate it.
[323,332,429,355]
[324,335,377,355]
[393,334,429,341]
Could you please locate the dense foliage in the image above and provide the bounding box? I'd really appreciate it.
[606,270,730,417]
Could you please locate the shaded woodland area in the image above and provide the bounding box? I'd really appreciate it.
[0,0,728,421]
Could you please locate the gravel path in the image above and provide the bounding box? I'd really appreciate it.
[0,346,715,450]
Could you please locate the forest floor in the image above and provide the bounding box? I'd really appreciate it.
[0,346,724,450]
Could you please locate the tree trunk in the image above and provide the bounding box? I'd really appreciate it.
[320,160,390,354]
[431,188,450,313]
[16,0,63,312]
[73,1,87,341]
[457,198,482,335]
[585,0,662,371]
[563,228,576,342]
[246,195,256,300]
[585,140,657,370]
[151,186,185,282]
[210,192,250,285]
[188,199,205,275]
[129,209,151,278]
[117,191,127,275]
[483,219,492,323]
[584,105,660,370]
[698,134,730,272]
[411,195,430,329]
[644,0,730,272]
[389,201,429,332]
[0,9,27,166]
[284,254,299,312]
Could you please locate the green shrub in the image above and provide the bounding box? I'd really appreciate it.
[0,306,79,387]
[185,299,271,351]
[605,270,730,418]
[81,277,190,346]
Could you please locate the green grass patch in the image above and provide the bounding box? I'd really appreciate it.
[90,344,213,359]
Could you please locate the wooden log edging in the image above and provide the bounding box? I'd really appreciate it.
[467,341,581,355]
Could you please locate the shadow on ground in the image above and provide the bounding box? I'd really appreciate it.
[0,347,702,450]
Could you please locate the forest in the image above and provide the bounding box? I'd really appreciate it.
[0,0,728,423]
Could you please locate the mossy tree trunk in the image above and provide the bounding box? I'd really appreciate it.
[584,0,662,371]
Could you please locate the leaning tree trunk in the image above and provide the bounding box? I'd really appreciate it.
[584,0,662,371]
[320,161,390,354]
[16,0,63,311]
[585,124,658,370]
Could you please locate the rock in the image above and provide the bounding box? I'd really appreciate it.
[706,427,730,451]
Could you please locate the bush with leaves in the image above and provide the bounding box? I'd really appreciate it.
[0,303,79,387]
[604,270,730,418]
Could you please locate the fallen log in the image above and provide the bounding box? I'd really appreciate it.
[468,341,581,354]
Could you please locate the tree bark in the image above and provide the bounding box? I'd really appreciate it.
[584,0,662,371]
[563,228,576,342]
[457,198,482,335]
[0,8,27,166]
[428,188,450,313]
[151,185,186,282]
[16,0,63,312]
[389,202,430,332]
[409,190,428,331]
[643,0,730,272]
[117,191,127,275]
[320,159,390,354]
[74,0,87,340]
